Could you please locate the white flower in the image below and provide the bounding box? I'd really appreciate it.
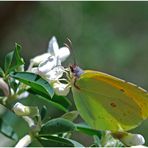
[119,133,145,146]
[53,82,70,96]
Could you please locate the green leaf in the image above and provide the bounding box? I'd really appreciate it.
[0,118,17,140]
[37,135,83,147]
[10,72,54,98]
[4,43,24,74]
[62,110,79,121]
[0,67,4,77]
[27,93,70,112]
[19,94,67,119]
[40,105,47,121]
[52,95,72,109]
[0,104,29,140]
[76,123,102,138]
[40,118,75,135]
[29,138,43,147]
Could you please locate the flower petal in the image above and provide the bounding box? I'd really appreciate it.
[45,66,64,82]
[53,82,70,96]
[31,53,51,65]
[38,56,61,74]
[58,47,70,62]
[48,36,59,56]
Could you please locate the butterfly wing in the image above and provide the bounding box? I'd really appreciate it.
[72,70,148,131]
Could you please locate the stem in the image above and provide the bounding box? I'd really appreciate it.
[23,116,35,128]
[15,134,32,148]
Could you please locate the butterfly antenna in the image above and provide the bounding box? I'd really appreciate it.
[64,38,77,66]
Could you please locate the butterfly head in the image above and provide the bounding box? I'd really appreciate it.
[70,64,84,78]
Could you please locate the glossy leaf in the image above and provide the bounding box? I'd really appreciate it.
[37,135,83,147]
[40,105,47,121]
[0,67,4,77]
[62,110,79,121]
[0,104,29,140]
[19,94,67,119]
[40,118,75,135]
[29,138,43,147]
[0,118,17,140]
[4,43,24,74]
[10,72,54,98]
[52,95,71,109]
[23,93,69,112]
[76,123,102,138]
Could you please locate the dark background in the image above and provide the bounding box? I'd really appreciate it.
[0,1,148,146]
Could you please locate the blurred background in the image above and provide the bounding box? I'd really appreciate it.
[0,1,148,146]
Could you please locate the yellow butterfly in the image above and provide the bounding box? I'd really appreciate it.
[70,64,148,132]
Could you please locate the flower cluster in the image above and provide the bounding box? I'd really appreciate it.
[29,36,70,96]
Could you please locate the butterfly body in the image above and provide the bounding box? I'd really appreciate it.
[70,66,148,131]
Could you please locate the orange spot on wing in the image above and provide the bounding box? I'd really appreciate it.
[110,102,117,108]
[120,89,125,92]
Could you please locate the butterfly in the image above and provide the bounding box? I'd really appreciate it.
[70,64,148,132]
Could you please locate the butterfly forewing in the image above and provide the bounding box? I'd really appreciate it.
[72,70,148,131]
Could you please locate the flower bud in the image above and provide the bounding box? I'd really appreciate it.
[18,91,29,99]
[13,102,30,116]
[121,133,145,146]
[13,102,38,117]
[53,82,70,96]
[0,78,9,96]
[112,132,145,146]
[15,134,32,148]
